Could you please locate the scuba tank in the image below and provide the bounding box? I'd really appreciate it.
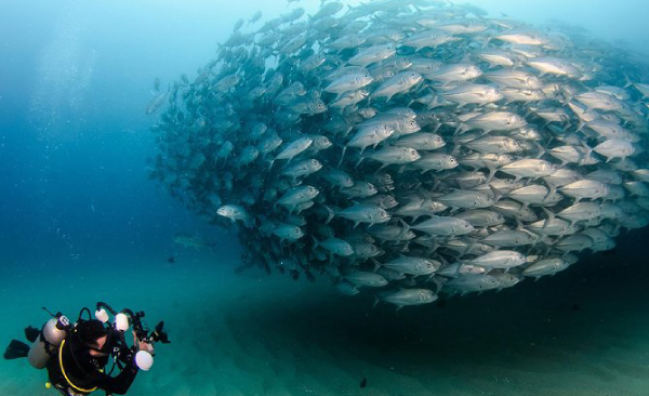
[28,316,69,369]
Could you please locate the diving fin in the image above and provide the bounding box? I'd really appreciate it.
[3,339,30,360]
[25,326,40,343]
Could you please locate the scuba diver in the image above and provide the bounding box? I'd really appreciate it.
[3,302,169,396]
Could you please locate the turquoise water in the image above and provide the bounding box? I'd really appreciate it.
[2,244,649,395]
[2,1,649,395]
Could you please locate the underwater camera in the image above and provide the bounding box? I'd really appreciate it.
[28,302,169,373]
[94,302,170,371]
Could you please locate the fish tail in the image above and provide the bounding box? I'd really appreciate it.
[323,205,335,224]
[623,72,634,89]
[372,293,381,309]
[463,238,477,256]
[337,145,347,167]
[371,258,381,272]
[397,218,411,239]
[355,155,365,168]
[533,141,546,159]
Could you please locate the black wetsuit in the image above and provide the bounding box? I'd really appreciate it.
[46,335,138,396]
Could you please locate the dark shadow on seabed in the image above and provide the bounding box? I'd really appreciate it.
[169,228,649,395]
[2,229,647,396]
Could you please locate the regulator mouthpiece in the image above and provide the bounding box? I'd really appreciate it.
[114,313,130,332]
[95,308,109,323]
[135,350,154,371]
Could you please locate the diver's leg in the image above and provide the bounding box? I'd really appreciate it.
[3,339,30,359]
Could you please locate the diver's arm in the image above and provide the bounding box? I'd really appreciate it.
[98,354,139,395]
[99,331,154,395]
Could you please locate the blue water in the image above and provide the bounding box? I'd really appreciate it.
[2,1,649,395]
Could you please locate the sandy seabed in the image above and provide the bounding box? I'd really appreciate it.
[1,249,648,396]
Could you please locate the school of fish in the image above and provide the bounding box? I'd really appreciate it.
[147,0,649,310]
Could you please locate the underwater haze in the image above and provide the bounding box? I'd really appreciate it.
[2,1,649,395]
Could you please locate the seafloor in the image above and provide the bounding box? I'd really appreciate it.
[1,229,648,396]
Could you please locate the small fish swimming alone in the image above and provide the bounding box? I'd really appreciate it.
[146,90,168,115]
[173,233,215,251]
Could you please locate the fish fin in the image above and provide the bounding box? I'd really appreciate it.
[541,207,555,230]
[488,185,503,202]
[580,142,593,159]
[371,258,381,271]
[372,293,381,309]
[543,183,556,203]
[416,187,432,200]
[623,73,634,89]
[515,218,525,231]
[533,142,546,159]
[482,35,492,49]
[464,238,477,255]
[486,167,497,182]
[323,205,335,224]
[337,145,347,167]
[396,218,411,239]
[613,224,621,235]
[355,156,365,168]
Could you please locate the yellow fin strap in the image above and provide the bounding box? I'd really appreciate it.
[58,339,98,394]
